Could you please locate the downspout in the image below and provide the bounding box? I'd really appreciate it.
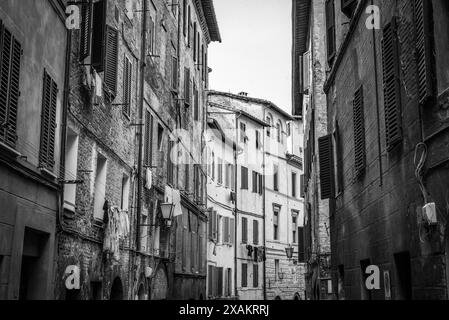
[57,27,73,233]
[371,0,383,186]
[136,0,148,252]
[233,112,239,299]
[262,114,267,300]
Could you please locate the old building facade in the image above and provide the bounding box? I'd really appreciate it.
[0,0,69,300]
[293,0,333,300]
[207,91,306,300]
[321,0,449,299]
[53,0,220,300]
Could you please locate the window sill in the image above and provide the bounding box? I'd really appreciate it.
[40,167,58,180]
[0,141,21,158]
[93,219,105,229]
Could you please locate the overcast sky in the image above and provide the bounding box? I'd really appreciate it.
[208,0,292,114]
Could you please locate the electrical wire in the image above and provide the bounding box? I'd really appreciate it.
[414,142,428,204]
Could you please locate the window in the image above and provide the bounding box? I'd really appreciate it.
[240,122,247,143]
[39,71,58,171]
[275,259,280,281]
[79,0,93,61]
[382,18,403,150]
[194,164,201,202]
[123,57,132,117]
[297,226,305,262]
[208,265,214,296]
[167,140,174,186]
[171,0,177,16]
[273,165,279,191]
[144,111,153,166]
[414,0,434,105]
[0,20,21,149]
[242,217,248,243]
[187,6,191,46]
[201,45,205,81]
[148,16,155,55]
[273,206,280,241]
[93,153,107,220]
[292,172,297,198]
[157,124,164,151]
[182,0,187,36]
[208,210,217,241]
[302,51,311,94]
[171,56,178,91]
[91,0,107,71]
[104,26,119,99]
[225,163,230,188]
[253,264,259,288]
[120,174,130,211]
[318,135,335,200]
[241,166,248,190]
[64,129,79,211]
[217,158,223,184]
[241,263,248,288]
[184,67,191,106]
[276,121,283,144]
[253,220,259,245]
[193,82,199,121]
[197,33,201,69]
[256,130,260,149]
[222,216,229,244]
[258,173,263,195]
[193,23,197,61]
[353,86,366,178]
[292,214,298,243]
[216,267,223,297]
[226,268,232,297]
[325,0,336,62]
[266,116,272,137]
[230,164,235,191]
[184,162,190,192]
[252,171,259,193]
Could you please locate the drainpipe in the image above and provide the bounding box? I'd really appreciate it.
[57,27,73,232]
[136,0,148,252]
[233,112,240,299]
[262,115,267,300]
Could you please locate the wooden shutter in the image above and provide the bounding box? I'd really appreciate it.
[242,217,248,243]
[318,134,334,200]
[253,264,259,288]
[414,0,434,105]
[326,0,336,62]
[208,265,213,296]
[300,174,305,197]
[241,166,248,189]
[104,26,118,99]
[172,56,178,90]
[79,0,93,61]
[123,57,132,116]
[258,173,263,195]
[0,23,21,148]
[353,86,366,178]
[241,264,247,287]
[213,210,218,241]
[193,23,197,62]
[184,67,190,106]
[39,71,58,170]
[253,220,259,245]
[382,18,403,151]
[91,0,107,71]
[252,171,258,193]
[335,121,344,193]
[297,226,305,262]
[144,111,152,166]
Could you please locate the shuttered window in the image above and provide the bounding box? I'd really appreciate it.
[414,0,434,105]
[104,26,119,100]
[182,0,187,36]
[325,0,336,63]
[184,67,191,106]
[193,82,199,121]
[242,217,248,243]
[252,171,258,193]
[144,111,153,166]
[241,166,248,190]
[217,158,223,184]
[334,121,344,193]
[292,172,297,197]
[300,174,305,197]
[273,165,279,191]
[193,23,197,62]
[171,56,178,91]
[382,18,403,151]
[208,265,214,296]
[167,140,174,185]
[253,264,259,288]
[258,173,263,195]
[353,86,366,178]
[39,71,58,171]
[208,210,218,241]
[230,218,235,245]
[217,267,223,297]
[187,6,191,47]
[91,0,107,72]
[231,164,235,192]
[0,22,21,149]
[123,57,132,117]
[225,163,230,188]
[241,263,248,288]
[318,134,335,200]
[79,0,93,61]
[253,220,259,245]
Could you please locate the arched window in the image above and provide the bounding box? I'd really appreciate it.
[277,121,283,143]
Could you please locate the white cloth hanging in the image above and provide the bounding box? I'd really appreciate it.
[172,189,182,217]
[145,168,153,190]
[94,70,103,98]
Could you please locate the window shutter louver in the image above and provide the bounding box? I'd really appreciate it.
[0,23,21,149]
[172,56,178,91]
[318,134,334,200]
[39,71,58,170]
[230,218,235,245]
[144,111,152,166]
[91,0,107,72]
[414,0,434,105]
[253,264,259,288]
[259,173,263,195]
[79,0,93,61]
[242,264,248,287]
[184,68,190,106]
[253,220,259,245]
[382,18,403,151]
[297,226,305,262]
[242,217,248,243]
[353,86,366,178]
[104,26,118,100]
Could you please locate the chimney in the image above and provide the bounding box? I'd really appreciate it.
[238,92,248,97]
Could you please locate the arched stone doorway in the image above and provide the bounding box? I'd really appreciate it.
[150,265,168,300]
[110,277,123,300]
